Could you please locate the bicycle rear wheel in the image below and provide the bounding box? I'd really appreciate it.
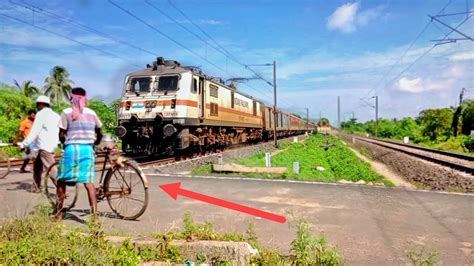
[44,162,79,211]
[104,159,148,220]
[0,151,10,179]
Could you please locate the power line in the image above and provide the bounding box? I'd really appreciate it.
[375,13,473,95]
[144,0,226,56]
[0,13,142,68]
[365,0,454,97]
[166,0,275,89]
[8,0,274,102]
[167,0,236,62]
[108,0,276,103]
[429,14,474,42]
[149,0,294,108]
[9,0,159,57]
[108,0,235,79]
[146,1,274,99]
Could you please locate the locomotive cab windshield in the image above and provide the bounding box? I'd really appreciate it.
[153,75,179,94]
[127,77,151,95]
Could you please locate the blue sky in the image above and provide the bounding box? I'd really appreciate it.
[0,0,473,123]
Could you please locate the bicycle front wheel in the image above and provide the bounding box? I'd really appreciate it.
[104,159,148,220]
[44,162,79,211]
[0,151,10,179]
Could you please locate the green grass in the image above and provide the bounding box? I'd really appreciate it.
[194,134,390,184]
[0,205,181,264]
[156,211,342,265]
[405,243,438,266]
[153,211,251,244]
[0,206,343,265]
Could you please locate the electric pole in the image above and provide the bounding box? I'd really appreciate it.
[273,61,277,147]
[460,88,465,105]
[245,61,277,146]
[337,96,341,129]
[375,95,378,137]
[306,108,309,132]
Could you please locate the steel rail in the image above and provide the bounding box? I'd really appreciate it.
[353,136,474,174]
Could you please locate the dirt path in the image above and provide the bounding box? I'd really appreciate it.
[348,146,416,189]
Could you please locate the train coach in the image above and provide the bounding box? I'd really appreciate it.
[116,57,313,155]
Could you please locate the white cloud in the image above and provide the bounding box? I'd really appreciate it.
[273,39,472,122]
[199,19,223,25]
[397,77,424,93]
[396,64,466,94]
[327,2,358,33]
[164,18,224,26]
[450,52,474,61]
[326,2,385,33]
[356,5,385,26]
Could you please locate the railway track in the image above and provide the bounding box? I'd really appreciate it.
[4,154,176,169]
[2,133,308,174]
[351,135,474,175]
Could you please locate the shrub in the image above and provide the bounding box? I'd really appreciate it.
[291,221,342,265]
[0,205,180,264]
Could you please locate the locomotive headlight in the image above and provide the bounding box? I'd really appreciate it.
[163,124,177,137]
[116,126,127,138]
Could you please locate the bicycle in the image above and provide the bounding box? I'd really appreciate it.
[0,143,11,179]
[44,147,149,220]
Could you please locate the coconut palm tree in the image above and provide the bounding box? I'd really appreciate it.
[13,79,39,98]
[43,66,73,105]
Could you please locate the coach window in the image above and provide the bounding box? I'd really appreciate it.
[231,91,235,108]
[253,101,257,116]
[210,84,218,98]
[210,103,218,116]
[192,78,198,93]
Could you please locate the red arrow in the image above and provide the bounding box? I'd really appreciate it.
[159,182,286,223]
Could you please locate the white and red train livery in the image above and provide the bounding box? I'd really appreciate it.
[116,57,315,154]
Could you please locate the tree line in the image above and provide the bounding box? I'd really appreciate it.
[0,66,118,144]
[341,101,474,153]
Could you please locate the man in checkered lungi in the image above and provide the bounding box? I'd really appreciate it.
[55,87,103,220]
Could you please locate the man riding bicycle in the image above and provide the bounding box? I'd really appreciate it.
[54,87,103,220]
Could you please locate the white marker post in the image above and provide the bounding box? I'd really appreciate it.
[265,152,271,168]
[293,161,300,174]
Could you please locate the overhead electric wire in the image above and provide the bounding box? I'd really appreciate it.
[166,0,298,109]
[166,0,275,89]
[9,0,158,57]
[7,0,273,102]
[144,0,226,56]
[144,0,230,59]
[0,13,142,68]
[108,0,235,79]
[365,0,454,97]
[108,0,275,102]
[167,0,237,62]
[143,0,274,100]
[375,13,473,95]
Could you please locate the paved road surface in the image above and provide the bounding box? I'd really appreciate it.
[1,172,473,265]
